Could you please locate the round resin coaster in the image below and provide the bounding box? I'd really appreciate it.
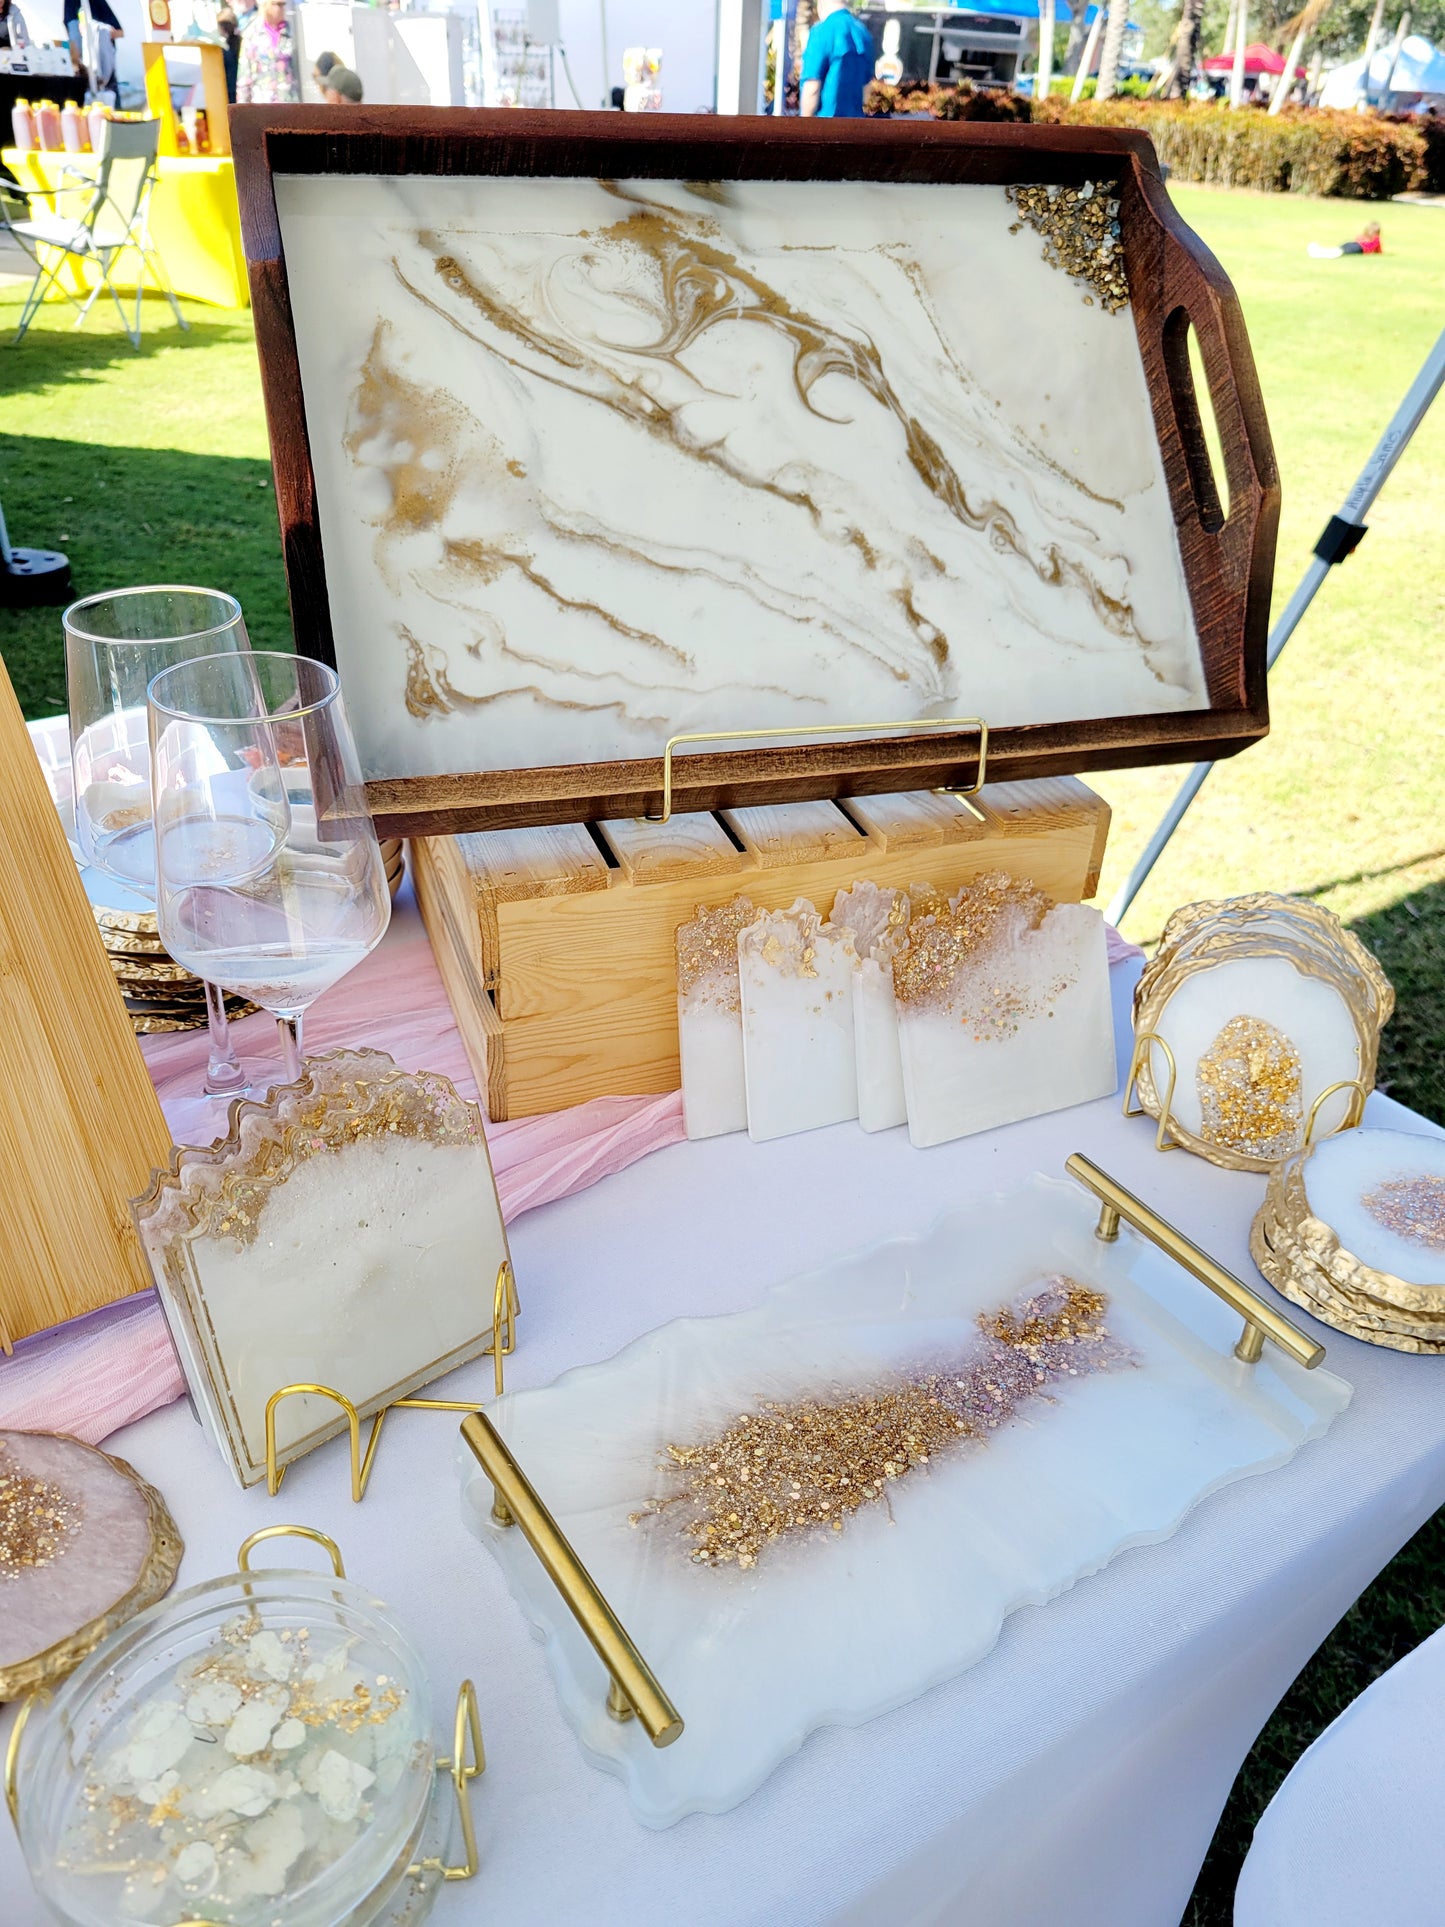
[15,1553,451,1927]
[0,1431,183,1700]
[1131,894,1393,1173]
[1252,1129,1445,1353]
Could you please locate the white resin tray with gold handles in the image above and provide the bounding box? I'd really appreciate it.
[460,1169,1348,1828]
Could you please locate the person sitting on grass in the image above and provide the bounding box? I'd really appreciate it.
[1308,221,1383,260]
[322,63,363,103]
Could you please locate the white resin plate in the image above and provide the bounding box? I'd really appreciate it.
[274,174,1206,783]
[460,1175,1349,1827]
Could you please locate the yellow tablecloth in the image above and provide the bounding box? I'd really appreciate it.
[2,148,249,310]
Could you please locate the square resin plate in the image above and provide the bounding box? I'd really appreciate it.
[460,1173,1348,1826]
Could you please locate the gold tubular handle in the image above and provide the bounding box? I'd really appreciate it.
[645,715,988,824]
[1064,1153,1325,1371]
[460,1412,684,1748]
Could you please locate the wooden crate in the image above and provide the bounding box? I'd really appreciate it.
[412,778,1110,1120]
[0,660,174,1350]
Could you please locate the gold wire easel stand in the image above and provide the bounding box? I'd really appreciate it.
[264,1260,519,1501]
[644,715,990,824]
[1123,1028,1369,1160]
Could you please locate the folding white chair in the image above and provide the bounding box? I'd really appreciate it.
[3,118,189,350]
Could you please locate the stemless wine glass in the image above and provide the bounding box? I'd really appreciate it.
[65,587,254,1096]
[148,650,392,1084]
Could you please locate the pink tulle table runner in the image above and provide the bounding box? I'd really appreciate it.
[0,878,1139,1447]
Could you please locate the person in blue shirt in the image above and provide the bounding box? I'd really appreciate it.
[800,0,873,118]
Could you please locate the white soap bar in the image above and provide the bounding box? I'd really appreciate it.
[676,898,757,1141]
[831,880,911,1133]
[739,900,858,1142]
[896,875,1115,1148]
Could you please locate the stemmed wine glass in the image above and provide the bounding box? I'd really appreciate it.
[147,650,392,1084]
[65,587,254,1096]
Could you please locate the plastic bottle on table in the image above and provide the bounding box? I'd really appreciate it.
[9,99,36,152]
[60,101,87,152]
[88,105,109,153]
[34,100,63,151]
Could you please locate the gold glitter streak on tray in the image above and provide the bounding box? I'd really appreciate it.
[632,1279,1132,1569]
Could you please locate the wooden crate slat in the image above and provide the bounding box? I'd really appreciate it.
[597,812,747,886]
[842,790,990,853]
[719,800,870,869]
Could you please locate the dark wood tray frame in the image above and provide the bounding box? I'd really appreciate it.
[233,107,1278,839]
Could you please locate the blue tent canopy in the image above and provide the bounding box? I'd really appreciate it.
[907,0,1100,20]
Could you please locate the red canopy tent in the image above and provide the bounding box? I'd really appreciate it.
[1201,42,1305,76]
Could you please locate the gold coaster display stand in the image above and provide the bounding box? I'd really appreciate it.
[263,1261,519,1500]
[256,1254,683,1747]
[1122,1032,1370,1162]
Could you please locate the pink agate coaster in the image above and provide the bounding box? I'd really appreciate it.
[0,1430,182,1699]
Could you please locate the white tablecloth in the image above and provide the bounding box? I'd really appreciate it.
[1234,1620,1445,1927]
[5,962,1445,1927]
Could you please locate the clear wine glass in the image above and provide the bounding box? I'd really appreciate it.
[147,650,392,1085]
[65,586,254,1097]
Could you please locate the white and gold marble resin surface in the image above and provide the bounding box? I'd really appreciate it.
[275,174,1207,781]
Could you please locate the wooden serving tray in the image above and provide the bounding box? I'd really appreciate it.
[411,778,1109,1118]
[234,110,1276,838]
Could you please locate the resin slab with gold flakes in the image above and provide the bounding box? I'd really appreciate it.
[460,1170,1347,1827]
[233,111,1277,833]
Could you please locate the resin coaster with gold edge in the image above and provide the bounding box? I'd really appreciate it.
[0,1431,182,1701]
[1129,894,1394,1174]
[1251,1205,1445,1353]
[1251,1128,1445,1354]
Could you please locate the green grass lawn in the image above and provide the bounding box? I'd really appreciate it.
[2,186,1445,1927]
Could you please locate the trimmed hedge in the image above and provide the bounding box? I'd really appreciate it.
[1037,99,1426,199]
[863,83,1433,199]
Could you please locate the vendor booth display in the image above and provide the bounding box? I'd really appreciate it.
[10,108,1383,1927]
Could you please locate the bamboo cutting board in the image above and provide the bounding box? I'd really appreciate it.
[0,660,173,1349]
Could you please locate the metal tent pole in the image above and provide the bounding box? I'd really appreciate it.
[1107,325,1445,928]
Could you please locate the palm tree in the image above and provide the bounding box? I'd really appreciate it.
[1163,0,1207,94]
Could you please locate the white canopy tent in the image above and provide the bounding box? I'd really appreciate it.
[1319,32,1445,108]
